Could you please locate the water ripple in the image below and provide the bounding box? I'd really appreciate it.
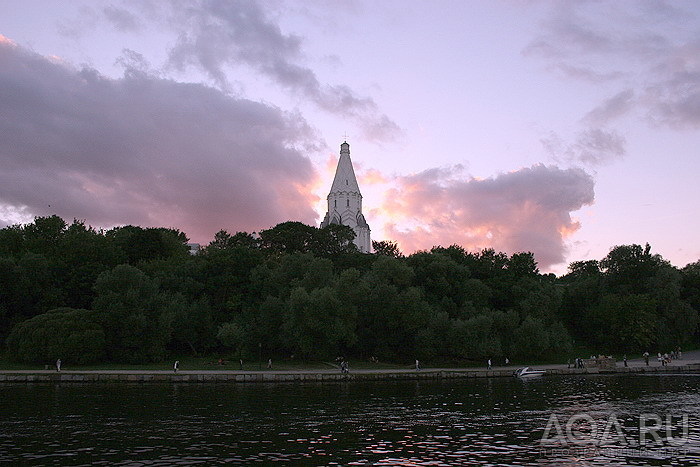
[0,375,699,465]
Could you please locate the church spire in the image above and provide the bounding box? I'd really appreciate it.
[329,141,360,194]
[320,141,371,253]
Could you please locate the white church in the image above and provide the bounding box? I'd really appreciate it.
[320,141,372,253]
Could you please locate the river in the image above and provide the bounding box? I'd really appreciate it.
[1,374,699,465]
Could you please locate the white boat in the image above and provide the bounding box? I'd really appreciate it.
[514,367,546,378]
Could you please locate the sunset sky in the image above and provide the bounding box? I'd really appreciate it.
[1,1,699,274]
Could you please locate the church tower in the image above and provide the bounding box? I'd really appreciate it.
[320,141,371,252]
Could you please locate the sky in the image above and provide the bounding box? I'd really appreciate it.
[1,0,699,274]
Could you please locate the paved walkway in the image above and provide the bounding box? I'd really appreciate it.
[1,350,698,376]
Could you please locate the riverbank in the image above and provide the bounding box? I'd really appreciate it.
[2,361,699,383]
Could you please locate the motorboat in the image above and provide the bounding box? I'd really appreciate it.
[514,367,546,378]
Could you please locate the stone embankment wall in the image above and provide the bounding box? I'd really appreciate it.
[1,364,699,383]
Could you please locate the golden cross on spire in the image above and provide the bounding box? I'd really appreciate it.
[342,132,349,142]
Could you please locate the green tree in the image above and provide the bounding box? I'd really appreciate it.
[407,250,469,317]
[161,295,215,356]
[0,224,25,257]
[559,260,603,338]
[449,313,503,360]
[600,243,664,295]
[588,294,657,352]
[217,321,245,351]
[565,260,601,279]
[107,226,188,264]
[372,240,402,257]
[512,317,569,360]
[355,260,430,360]
[258,221,316,255]
[92,265,168,362]
[207,230,259,250]
[312,224,358,256]
[507,252,539,277]
[198,244,263,320]
[282,287,357,358]
[681,261,700,312]
[56,220,122,309]
[259,222,358,257]
[21,215,68,256]
[6,308,106,364]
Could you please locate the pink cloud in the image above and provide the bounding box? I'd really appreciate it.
[377,164,595,269]
[359,168,389,185]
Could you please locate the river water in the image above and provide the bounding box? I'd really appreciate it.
[0,374,699,465]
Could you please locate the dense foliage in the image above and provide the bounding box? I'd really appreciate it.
[1,216,698,364]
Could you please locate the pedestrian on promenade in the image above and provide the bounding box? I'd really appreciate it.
[239,359,243,370]
[267,358,272,369]
[505,357,509,365]
[174,361,179,373]
[56,359,61,372]
[623,355,628,367]
[415,359,420,371]
[643,351,649,366]
[487,359,492,370]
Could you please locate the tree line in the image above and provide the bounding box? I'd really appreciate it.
[1,215,698,365]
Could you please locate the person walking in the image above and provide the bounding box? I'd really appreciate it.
[415,359,420,371]
[174,360,179,373]
[643,351,649,366]
[487,359,492,370]
[623,355,628,367]
[56,359,61,372]
[267,358,272,369]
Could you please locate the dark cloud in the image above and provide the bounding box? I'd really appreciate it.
[115,49,153,75]
[573,129,626,165]
[522,5,615,65]
[56,6,100,39]
[647,40,700,128]
[0,37,320,242]
[102,5,142,32]
[524,3,700,129]
[379,164,595,270]
[164,0,401,142]
[541,129,626,167]
[582,89,635,125]
[551,63,624,84]
[58,3,150,38]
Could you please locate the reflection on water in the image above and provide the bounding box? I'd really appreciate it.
[0,375,699,465]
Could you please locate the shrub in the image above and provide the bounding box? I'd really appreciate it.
[6,308,106,364]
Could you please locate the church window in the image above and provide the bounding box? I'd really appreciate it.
[347,199,349,207]
[346,179,348,185]
[334,200,337,208]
